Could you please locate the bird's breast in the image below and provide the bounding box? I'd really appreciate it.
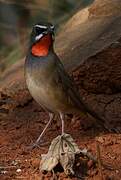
[25,67,69,113]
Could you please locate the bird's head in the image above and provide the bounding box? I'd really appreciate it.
[30,22,55,57]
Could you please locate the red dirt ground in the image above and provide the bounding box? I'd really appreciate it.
[0,82,121,180]
[0,101,121,180]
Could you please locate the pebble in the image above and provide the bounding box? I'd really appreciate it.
[1,170,7,174]
[116,170,119,174]
[16,168,22,173]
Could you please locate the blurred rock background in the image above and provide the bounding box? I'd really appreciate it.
[0,0,93,75]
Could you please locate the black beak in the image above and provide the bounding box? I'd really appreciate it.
[48,27,55,40]
[48,27,54,35]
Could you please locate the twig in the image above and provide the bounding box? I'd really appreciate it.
[96,141,104,180]
[52,169,57,180]
[80,148,97,162]
[79,147,118,171]
[0,165,16,169]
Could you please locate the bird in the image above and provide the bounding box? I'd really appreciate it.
[25,22,110,148]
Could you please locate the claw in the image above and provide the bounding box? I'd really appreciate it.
[26,139,48,151]
[26,142,41,151]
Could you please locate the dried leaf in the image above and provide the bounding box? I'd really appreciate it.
[40,133,80,175]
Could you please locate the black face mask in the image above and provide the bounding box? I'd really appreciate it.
[33,27,47,36]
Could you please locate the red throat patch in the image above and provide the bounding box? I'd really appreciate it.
[31,34,52,56]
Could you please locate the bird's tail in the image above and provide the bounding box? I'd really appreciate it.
[81,101,110,132]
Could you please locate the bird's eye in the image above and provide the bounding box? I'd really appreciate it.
[35,27,40,34]
[35,27,46,35]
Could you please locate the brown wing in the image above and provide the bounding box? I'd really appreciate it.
[54,54,87,113]
[54,54,109,131]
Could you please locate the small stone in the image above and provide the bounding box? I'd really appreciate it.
[16,169,21,173]
[11,160,19,166]
[1,170,7,174]
[116,170,119,174]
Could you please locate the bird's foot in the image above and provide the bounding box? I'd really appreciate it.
[26,139,48,150]
[27,143,40,150]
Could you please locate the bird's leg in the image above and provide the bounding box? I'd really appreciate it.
[60,113,65,135]
[35,113,55,144]
[30,113,55,148]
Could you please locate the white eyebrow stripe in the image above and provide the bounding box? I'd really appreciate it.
[35,24,47,29]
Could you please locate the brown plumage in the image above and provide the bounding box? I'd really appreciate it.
[25,22,109,148]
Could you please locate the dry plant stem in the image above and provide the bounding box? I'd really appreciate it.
[96,141,104,180]
[0,166,16,169]
[80,148,97,162]
[52,169,57,180]
[80,148,119,171]
[80,147,119,171]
